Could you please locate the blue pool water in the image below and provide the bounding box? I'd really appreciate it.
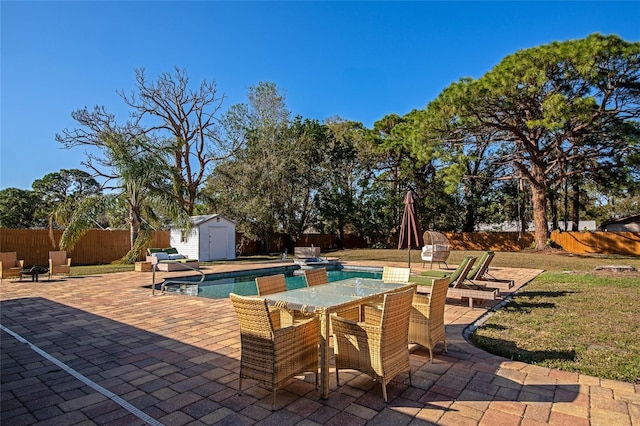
[164,267,382,299]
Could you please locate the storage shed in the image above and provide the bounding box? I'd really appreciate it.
[170,214,236,261]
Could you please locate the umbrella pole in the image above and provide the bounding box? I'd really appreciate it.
[408,248,411,268]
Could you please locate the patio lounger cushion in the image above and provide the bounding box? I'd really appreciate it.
[146,247,199,271]
[153,252,171,261]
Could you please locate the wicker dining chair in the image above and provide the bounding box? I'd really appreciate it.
[303,267,328,287]
[48,251,71,280]
[230,293,320,411]
[0,252,24,282]
[255,274,289,327]
[333,287,414,402]
[409,277,449,362]
[382,266,411,283]
[256,274,287,295]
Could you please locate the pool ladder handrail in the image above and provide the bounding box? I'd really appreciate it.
[151,261,205,295]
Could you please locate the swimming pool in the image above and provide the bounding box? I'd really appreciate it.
[162,266,382,299]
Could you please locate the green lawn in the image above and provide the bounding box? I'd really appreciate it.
[471,272,640,383]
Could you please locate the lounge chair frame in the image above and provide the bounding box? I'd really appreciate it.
[468,251,515,291]
[415,256,499,308]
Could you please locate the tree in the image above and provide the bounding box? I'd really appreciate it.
[204,82,291,250]
[279,117,330,245]
[101,132,175,251]
[56,108,188,258]
[413,34,640,249]
[32,169,101,230]
[205,82,330,251]
[119,67,242,216]
[0,188,39,228]
[369,112,463,241]
[317,117,371,246]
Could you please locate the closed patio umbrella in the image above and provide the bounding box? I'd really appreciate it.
[398,190,424,267]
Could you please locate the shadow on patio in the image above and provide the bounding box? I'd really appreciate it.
[2,292,584,425]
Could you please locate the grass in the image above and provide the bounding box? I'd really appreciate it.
[334,248,640,272]
[471,272,640,383]
[69,248,640,383]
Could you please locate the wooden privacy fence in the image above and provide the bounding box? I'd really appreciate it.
[550,230,640,255]
[237,232,369,255]
[0,229,170,266]
[445,231,639,255]
[444,232,535,251]
[1,228,637,266]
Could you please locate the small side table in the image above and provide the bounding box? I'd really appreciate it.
[135,261,153,272]
[21,266,49,282]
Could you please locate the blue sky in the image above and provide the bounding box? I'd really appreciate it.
[2,1,639,190]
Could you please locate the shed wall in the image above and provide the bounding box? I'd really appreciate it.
[170,228,200,260]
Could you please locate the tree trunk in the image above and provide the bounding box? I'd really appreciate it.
[563,177,569,231]
[129,211,140,250]
[531,186,549,249]
[549,189,558,231]
[338,217,346,249]
[571,179,580,231]
[462,207,475,232]
[529,164,549,250]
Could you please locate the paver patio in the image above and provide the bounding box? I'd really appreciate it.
[1,261,639,425]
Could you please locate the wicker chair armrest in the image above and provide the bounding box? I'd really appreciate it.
[267,307,282,330]
[274,316,319,342]
[361,304,382,325]
[332,315,381,339]
[411,299,432,320]
[412,293,431,306]
[331,315,365,337]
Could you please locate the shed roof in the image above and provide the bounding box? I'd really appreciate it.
[190,214,236,226]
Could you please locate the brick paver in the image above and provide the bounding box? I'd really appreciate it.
[2,260,639,425]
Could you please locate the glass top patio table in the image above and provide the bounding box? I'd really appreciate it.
[261,277,411,314]
[258,277,416,399]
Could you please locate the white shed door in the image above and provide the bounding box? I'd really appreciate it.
[208,226,228,260]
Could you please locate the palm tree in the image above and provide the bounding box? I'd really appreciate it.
[58,132,190,263]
